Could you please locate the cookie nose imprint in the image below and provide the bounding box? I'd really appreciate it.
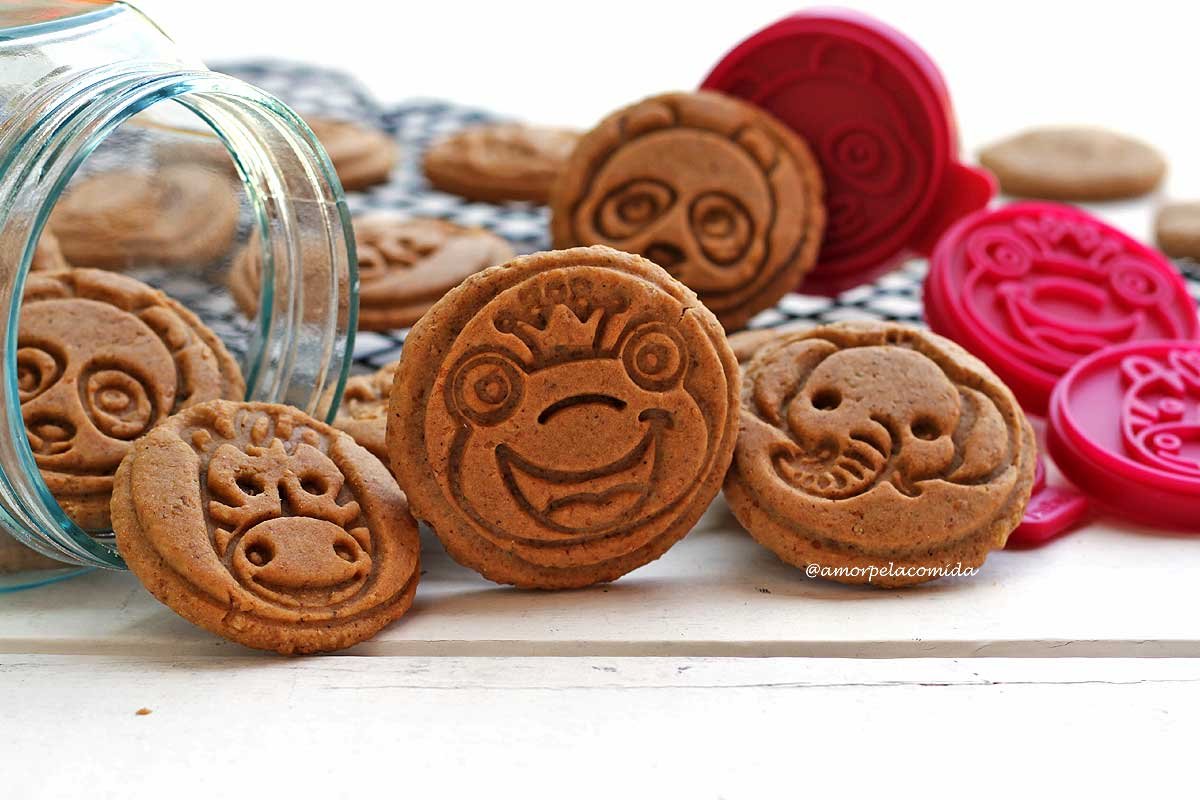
[233,517,370,595]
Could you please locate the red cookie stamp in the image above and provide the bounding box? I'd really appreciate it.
[702,9,993,295]
[926,202,1200,414]
[1048,340,1200,531]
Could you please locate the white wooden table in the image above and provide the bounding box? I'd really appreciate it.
[4,495,1200,797]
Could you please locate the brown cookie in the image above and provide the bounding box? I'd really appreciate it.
[423,123,581,204]
[726,323,817,365]
[979,126,1166,201]
[0,534,62,573]
[18,269,244,530]
[306,116,397,191]
[1155,202,1200,260]
[112,400,419,655]
[389,245,740,589]
[30,231,70,272]
[724,321,1036,587]
[48,165,239,269]
[550,92,825,331]
[230,216,514,330]
[333,361,398,461]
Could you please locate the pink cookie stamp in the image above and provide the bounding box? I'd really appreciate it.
[1048,340,1200,531]
[926,202,1200,415]
[702,9,993,296]
[1007,455,1089,548]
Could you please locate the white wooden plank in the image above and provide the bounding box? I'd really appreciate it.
[1,655,1195,799]
[3,496,1200,657]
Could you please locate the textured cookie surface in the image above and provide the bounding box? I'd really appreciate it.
[18,269,244,530]
[980,127,1165,201]
[112,400,420,654]
[423,123,580,204]
[724,321,1036,587]
[550,91,825,330]
[1155,202,1200,260]
[48,165,238,268]
[30,231,69,272]
[389,246,740,588]
[230,216,513,330]
[333,360,398,461]
[306,116,398,191]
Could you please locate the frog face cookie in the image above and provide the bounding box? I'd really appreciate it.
[389,246,740,588]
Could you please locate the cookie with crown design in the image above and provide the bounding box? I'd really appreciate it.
[725,321,1036,587]
[550,92,825,330]
[389,246,740,589]
[112,400,420,654]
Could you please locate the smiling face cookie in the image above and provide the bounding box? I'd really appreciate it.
[551,92,824,330]
[724,322,1036,587]
[389,246,740,588]
[112,401,420,654]
[18,269,244,530]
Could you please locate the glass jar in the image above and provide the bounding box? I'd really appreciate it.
[0,1,357,589]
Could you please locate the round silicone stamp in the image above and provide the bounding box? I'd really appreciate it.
[926,202,1200,415]
[702,9,993,295]
[389,246,740,589]
[1048,340,1200,531]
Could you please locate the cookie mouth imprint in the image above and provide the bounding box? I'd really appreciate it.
[496,407,672,536]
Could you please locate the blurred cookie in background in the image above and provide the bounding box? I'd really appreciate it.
[48,165,239,269]
[1155,202,1200,260]
[980,126,1166,201]
[333,360,397,462]
[423,123,580,204]
[230,216,513,331]
[306,116,398,191]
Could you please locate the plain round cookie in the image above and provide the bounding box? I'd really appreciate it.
[48,165,239,268]
[231,216,513,330]
[1155,202,1200,260]
[389,245,741,589]
[423,123,580,204]
[979,127,1166,201]
[112,400,420,655]
[550,91,825,331]
[333,360,398,461]
[19,269,244,530]
[306,116,398,191]
[724,321,1036,587]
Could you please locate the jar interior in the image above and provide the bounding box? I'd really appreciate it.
[2,84,355,588]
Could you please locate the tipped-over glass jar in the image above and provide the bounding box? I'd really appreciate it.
[0,1,358,589]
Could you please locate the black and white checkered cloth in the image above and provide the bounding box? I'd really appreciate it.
[166,59,1199,374]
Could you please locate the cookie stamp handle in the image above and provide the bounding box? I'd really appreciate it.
[909,162,996,257]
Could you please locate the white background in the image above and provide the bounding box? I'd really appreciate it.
[135,0,1200,194]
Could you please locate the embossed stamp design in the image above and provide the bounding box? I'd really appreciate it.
[112,401,419,654]
[18,269,244,530]
[389,246,740,589]
[551,92,824,330]
[725,322,1036,587]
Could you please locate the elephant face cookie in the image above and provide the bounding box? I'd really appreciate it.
[112,400,420,654]
[551,92,825,331]
[389,246,740,588]
[724,322,1036,587]
[18,269,244,530]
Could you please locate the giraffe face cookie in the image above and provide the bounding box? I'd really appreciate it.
[18,269,244,530]
[724,322,1036,587]
[551,92,825,330]
[389,246,740,588]
[112,401,420,655]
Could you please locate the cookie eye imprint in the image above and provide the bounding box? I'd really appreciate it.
[81,365,157,440]
[15,345,64,403]
[596,179,676,240]
[621,322,687,391]
[689,192,753,265]
[449,351,525,426]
